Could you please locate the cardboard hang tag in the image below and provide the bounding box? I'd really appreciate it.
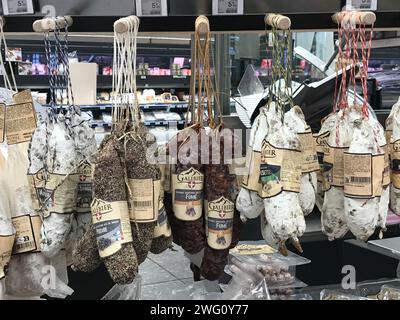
[298,130,320,173]
[241,148,263,193]
[91,199,133,258]
[5,90,37,145]
[128,179,160,222]
[391,139,400,189]
[259,140,302,198]
[344,152,384,198]
[13,89,35,105]
[172,168,204,221]
[11,215,42,255]
[0,234,15,278]
[382,144,390,187]
[323,144,348,189]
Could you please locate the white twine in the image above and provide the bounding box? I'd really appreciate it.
[112,16,140,126]
[0,22,17,93]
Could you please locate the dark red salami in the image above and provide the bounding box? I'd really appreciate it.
[200,129,244,280]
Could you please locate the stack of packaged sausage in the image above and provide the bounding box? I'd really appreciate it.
[223,243,311,300]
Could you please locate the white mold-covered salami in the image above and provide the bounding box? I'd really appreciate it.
[236,189,264,221]
[236,103,282,220]
[300,174,318,215]
[260,209,279,249]
[263,117,305,251]
[64,109,97,264]
[40,114,77,257]
[390,102,400,215]
[236,108,268,219]
[368,114,389,232]
[27,122,48,174]
[344,119,381,241]
[284,106,317,216]
[386,97,400,134]
[321,110,352,240]
[315,113,338,212]
[70,109,97,162]
[379,186,390,232]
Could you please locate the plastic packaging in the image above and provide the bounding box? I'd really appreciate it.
[225,258,306,290]
[320,289,368,300]
[219,278,272,300]
[4,144,73,298]
[243,279,271,300]
[161,280,221,300]
[270,287,295,300]
[0,281,4,300]
[357,278,400,299]
[223,248,308,301]
[229,257,287,285]
[101,275,142,300]
[229,242,311,267]
[378,285,400,300]
[0,148,14,285]
[281,294,313,300]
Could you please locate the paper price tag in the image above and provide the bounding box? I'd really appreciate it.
[212,0,244,16]
[5,102,37,145]
[1,0,34,15]
[346,0,377,11]
[135,0,167,17]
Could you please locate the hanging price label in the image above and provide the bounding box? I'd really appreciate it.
[346,0,377,11]
[212,0,244,15]
[135,0,168,17]
[1,0,34,15]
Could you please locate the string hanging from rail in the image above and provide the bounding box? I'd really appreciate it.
[332,10,375,119]
[359,19,374,118]
[265,13,293,114]
[187,15,223,129]
[0,18,17,93]
[112,16,140,131]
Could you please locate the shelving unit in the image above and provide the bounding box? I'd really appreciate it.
[75,102,189,129]
[0,74,190,90]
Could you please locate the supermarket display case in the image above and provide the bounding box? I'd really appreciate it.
[1,0,400,295]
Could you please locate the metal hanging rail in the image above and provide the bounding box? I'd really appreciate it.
[1,13,400,33]
[1,1,400,32]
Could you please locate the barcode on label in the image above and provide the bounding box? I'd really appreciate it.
[133,200,153,208]
[16,241,34,250]
[350,176,371,183]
